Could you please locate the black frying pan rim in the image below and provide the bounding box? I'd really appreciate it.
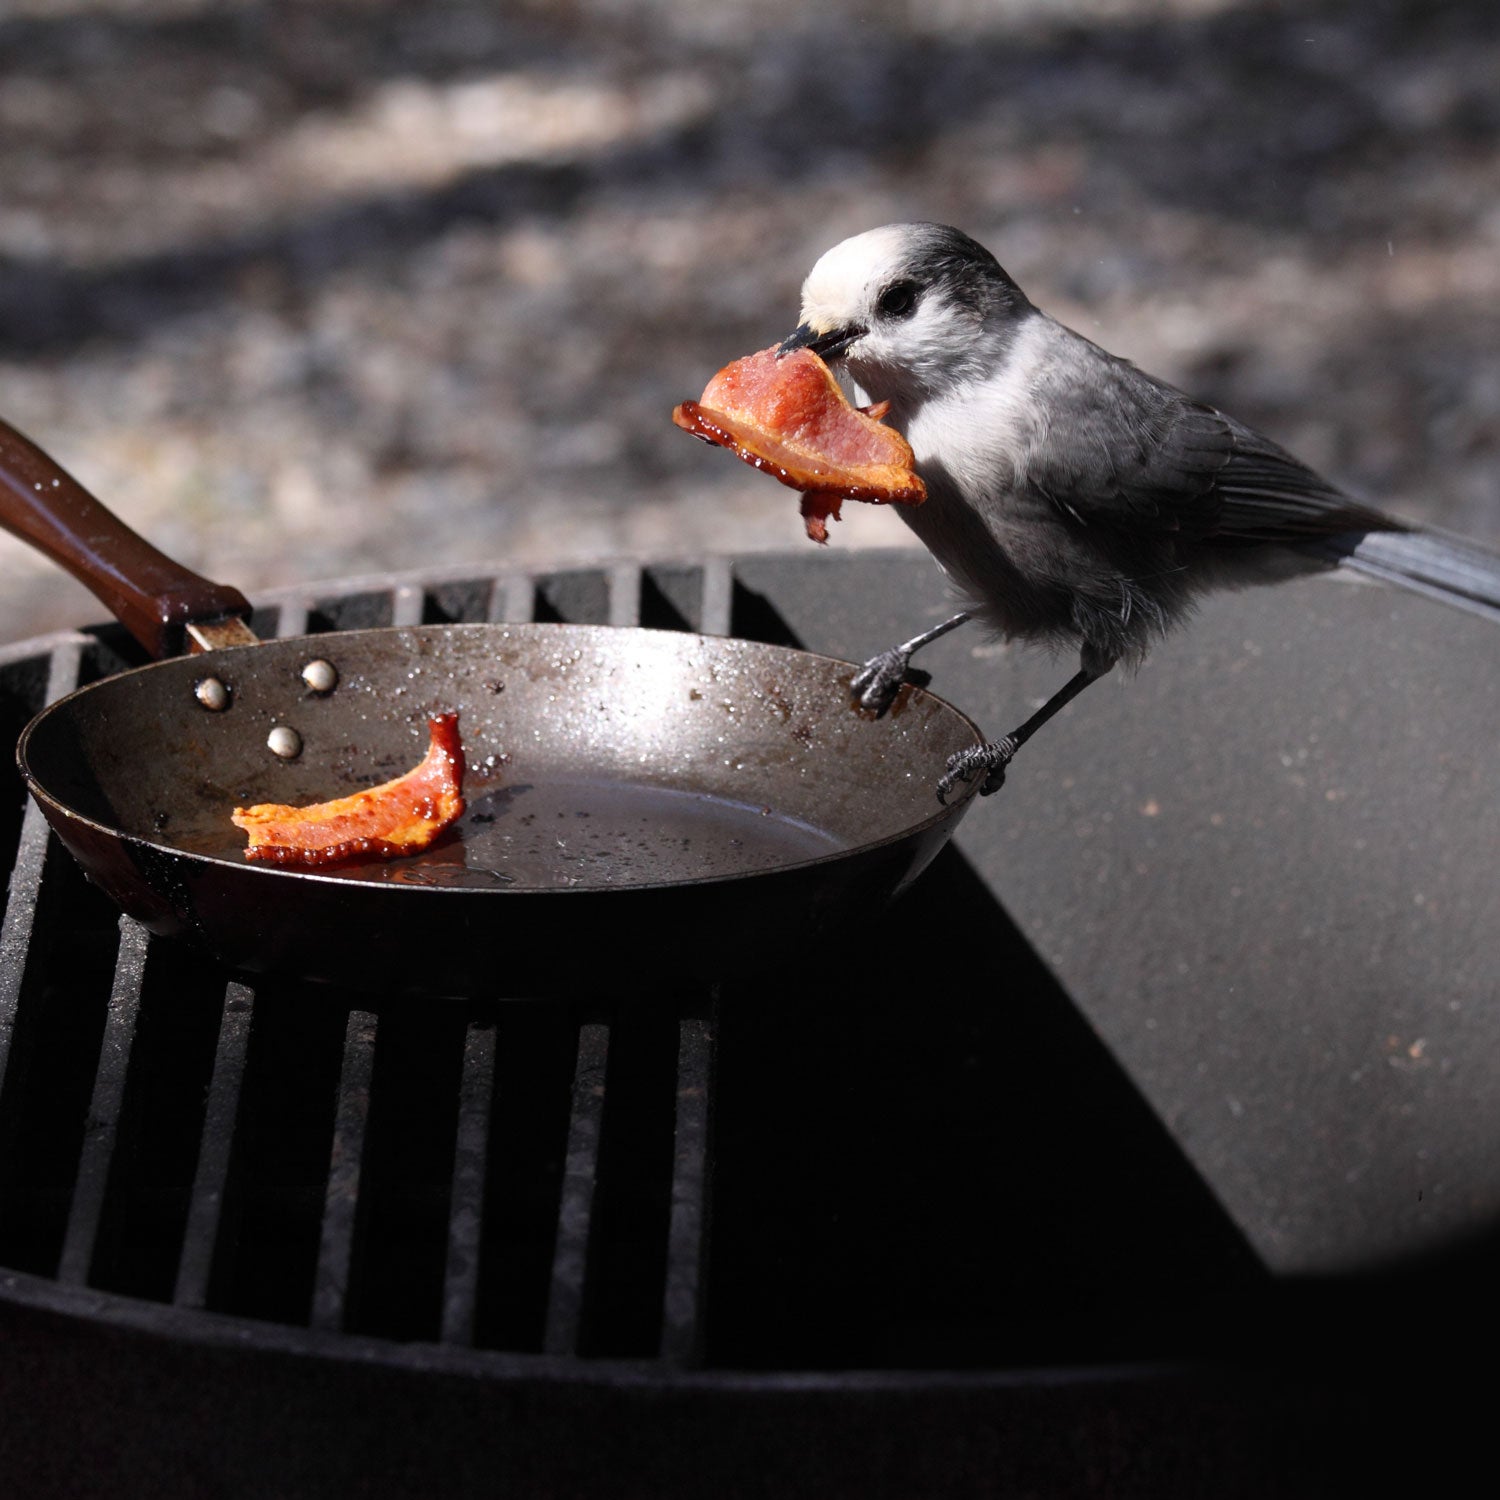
[15,624,985,897]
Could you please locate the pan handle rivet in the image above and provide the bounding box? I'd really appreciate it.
[301,658,339,694]
[194,677,230,712]
[267,725,303,759]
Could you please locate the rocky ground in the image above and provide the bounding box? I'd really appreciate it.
[3,0,1498,642]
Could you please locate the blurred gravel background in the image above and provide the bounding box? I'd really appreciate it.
[3,0,1498,643]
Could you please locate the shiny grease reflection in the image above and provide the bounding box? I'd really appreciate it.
[368,777,844,889]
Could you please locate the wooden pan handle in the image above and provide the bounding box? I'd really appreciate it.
[0,417,253,658]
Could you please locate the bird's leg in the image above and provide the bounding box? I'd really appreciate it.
[937,661,1109,802]
[850,611,972,714]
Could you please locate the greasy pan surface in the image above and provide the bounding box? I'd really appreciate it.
[18,622,982,993]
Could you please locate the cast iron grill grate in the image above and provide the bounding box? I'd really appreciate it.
[0,554,1274,1380]
[4,548,1494,1497]
[0,562,729,1366]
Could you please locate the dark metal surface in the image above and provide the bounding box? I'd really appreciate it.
[740,551,1500,1279]
[1,549,1496,1497]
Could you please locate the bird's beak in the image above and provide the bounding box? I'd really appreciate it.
[778,322,860,361]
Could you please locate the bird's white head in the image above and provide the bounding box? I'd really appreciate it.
[780,223,1031,406]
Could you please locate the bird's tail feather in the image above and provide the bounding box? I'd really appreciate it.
[1313,528,1500,625]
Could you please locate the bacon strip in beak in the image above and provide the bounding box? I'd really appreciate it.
[672,346,925,543]
[232,713,466,867]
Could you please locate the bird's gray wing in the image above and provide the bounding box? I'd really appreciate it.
[1210,420,1403,542]
[1020,343,1234,538]
[1025,342,1399,543]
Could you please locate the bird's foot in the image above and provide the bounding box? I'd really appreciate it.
[936,736,1018,804]
[851,647,926,715]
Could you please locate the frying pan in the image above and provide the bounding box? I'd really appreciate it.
[2,417,983,996]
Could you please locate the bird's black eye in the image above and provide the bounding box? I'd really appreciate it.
[877,281,919,319]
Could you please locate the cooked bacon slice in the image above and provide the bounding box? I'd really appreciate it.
[672,346,925,542]
[232,713,466,867]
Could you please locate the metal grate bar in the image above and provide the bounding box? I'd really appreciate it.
[699,558,733,637]
[172,980,255,1309]
[0,640,85,1099]
[542,1019,609,1356]
[309,1009,378,1332]
[0,803,48,1102]
[439,1018,497,1346]
[391,583,425,628]
[660,1012,713,1364]
[274,597,310,639]
[487,573,536,624]
[55,916,149,1285]
[607,564,642,629]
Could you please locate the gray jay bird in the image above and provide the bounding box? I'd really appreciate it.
[778,222,1500,800]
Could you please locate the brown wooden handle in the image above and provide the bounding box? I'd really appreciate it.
[0,417,253,658]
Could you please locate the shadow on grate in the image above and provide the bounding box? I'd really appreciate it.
[0,843,124,1280]
[32,965,715,1362]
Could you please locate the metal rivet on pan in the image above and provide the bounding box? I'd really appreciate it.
[267,725,303,759]
[194,677,230,712]
[301,658,339,694]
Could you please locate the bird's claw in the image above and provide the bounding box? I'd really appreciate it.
[850,647,912,716]
[936,738,1017,803]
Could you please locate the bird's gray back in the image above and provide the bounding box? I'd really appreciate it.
[891,313,1393,666]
